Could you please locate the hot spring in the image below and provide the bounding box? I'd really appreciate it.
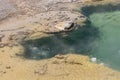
[22,4,120,71]
[81,4,120,71]
[89,11,120,71]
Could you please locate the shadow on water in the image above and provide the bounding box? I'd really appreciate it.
[81,3,120,16]
[22,23,100,60]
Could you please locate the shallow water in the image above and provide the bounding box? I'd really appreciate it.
[89,11,120,71]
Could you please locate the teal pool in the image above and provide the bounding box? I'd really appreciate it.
[89,11,120,70]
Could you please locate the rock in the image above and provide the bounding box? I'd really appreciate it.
[0,0,16,20]
[54,21,75,31]
[91,57,97,62]
[0,34,4,38]
[69,0,77,2]
[68,0,73,2]
[64,54,89,65]
[7,43,14,47]
[54,54,66,59]
[0,34,4,42]
[0,43,5,48]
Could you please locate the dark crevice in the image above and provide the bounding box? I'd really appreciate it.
[81,3,120,16]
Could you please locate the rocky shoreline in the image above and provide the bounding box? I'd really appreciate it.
[0,0,118,47]
[0,0,89,48]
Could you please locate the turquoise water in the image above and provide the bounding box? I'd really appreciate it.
[89,11,120,70]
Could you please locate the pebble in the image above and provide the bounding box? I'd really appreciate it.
[91,57,97,62]
[100,63,104,66]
